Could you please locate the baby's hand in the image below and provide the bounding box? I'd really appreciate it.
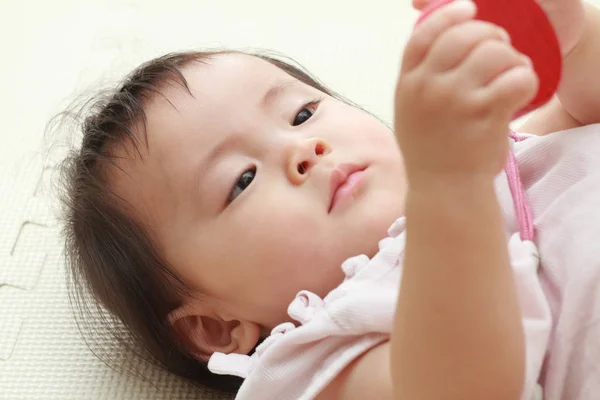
[413,0,585,56]
[394,0,538,186]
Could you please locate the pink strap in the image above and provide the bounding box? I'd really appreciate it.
[505,132,535,242]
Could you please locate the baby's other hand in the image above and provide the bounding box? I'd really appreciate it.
[537,0,585,56]
[394,0,538,187]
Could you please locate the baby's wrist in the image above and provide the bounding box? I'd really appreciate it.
[407,171,496,195]
[405,175,502,233]
[406,172,498,211]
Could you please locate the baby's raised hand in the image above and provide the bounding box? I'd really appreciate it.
[413,0,586,56]
[394,1,538,185]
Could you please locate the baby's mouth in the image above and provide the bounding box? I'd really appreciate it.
[328,164,367,213]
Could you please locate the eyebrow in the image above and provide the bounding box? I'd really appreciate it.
[195,133,237,191]
[260,80,296,109]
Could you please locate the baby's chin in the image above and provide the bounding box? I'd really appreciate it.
[258,208,403,332]
[352,208,403,255]
[258,233,385,335]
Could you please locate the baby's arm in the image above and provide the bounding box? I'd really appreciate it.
[522,2,600,133]
[390,3,532,397]
[319,2,536,399]
[394,185,524,400]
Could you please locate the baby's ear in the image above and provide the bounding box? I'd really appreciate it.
[168,305,260,360]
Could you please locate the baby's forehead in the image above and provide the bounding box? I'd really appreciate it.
[144,53,308,130]
[138,53,308,157]
[181,53,296,97]
[143,54,296,119]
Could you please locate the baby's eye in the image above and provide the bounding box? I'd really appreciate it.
[228,167,256,203]
[292,102,319,126]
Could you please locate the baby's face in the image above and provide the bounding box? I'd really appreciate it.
[113,54,406,329]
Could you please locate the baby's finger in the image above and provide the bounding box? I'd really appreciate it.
[425,21,510,73]
[412,0,433,11]
[485,65,539,117]
[460,41,531,87]
[402,0,477,73]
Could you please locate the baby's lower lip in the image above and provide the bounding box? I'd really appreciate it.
[330,170,366,212]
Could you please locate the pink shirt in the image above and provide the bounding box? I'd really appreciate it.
[209,124,600,400]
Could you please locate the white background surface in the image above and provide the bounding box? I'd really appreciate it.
[0,0,416,399]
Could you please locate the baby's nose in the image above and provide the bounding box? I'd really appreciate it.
[286,137,331,184]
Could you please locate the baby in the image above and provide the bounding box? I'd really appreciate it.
[61,0,600,398]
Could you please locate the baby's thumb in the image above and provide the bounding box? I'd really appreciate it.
[412,0,435,11]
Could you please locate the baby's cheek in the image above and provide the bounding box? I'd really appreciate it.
[372,130,401,158]
[249,204,341,289]
[351,116,400,160]
[251,206,326,263]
